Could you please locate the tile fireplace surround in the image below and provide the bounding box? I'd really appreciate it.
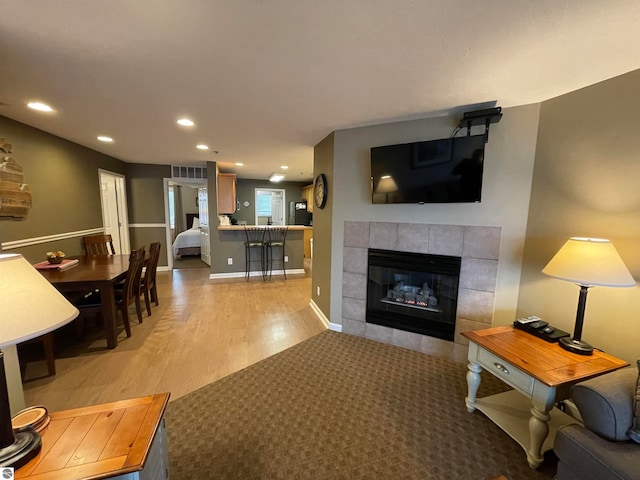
[342,221,501,363]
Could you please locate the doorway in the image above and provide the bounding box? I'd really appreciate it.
[255,189,285,226]
[163,178,209,270]
[99,170,130,254]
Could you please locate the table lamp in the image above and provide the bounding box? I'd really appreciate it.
[0,253,78,468]
[542,237,636,355]
[374,175,398,203]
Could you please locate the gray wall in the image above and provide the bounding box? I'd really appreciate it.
[317,105,541,329]
[0,116,126,261]
[518,69,640,363]
[233,179,309,225]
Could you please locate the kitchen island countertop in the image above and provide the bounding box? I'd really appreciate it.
[217,225,312,231]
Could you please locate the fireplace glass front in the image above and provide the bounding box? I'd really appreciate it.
[366,248,461,341]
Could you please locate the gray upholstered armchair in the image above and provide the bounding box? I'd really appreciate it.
[554,366,640,480]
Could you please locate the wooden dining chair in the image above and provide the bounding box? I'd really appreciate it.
[18,332,56,379]
[140,242,161,316]
[83,234,116,256]
[76,247,146,340]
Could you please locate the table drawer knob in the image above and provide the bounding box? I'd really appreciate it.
[494,362,509,374]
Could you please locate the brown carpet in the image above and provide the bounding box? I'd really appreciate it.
[166,331,558,479]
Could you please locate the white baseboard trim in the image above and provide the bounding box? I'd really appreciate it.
[209,268,304,280]
[1,228,105,250]
[309,299,341,331]
[157,266,171,272]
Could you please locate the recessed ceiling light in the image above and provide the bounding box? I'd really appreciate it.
[235,163,244,167]
[97,136,114,143]
[27,101,54,112]
[280,165,289,170]
[177,118,194,127]
[196,144,209,150]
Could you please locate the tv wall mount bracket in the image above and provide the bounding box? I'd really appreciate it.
[458,107,502,142]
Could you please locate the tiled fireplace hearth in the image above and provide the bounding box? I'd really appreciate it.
[342,221,501,362]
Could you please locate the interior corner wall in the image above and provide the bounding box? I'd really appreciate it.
[326,105,541,328]
[0,115,126,261]
[518,69,640,364]
[126,163,171,266]
[311,133,334,318]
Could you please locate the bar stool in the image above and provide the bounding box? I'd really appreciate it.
[265,227,288,280]
[244,227,266,281]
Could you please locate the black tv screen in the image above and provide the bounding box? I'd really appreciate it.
[370,134,486,204]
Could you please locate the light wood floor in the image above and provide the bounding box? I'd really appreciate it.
[21,264,326,412]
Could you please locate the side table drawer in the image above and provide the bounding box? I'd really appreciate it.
[477,348,534,395]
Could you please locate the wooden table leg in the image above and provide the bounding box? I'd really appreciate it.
[99,284,118,349]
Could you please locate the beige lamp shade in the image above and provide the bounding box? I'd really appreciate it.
[375,175,398,194]
[0,253,79,349]
[542,237,636,288]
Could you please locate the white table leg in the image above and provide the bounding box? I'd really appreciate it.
[465,361,483,412]
[527,385,556,469]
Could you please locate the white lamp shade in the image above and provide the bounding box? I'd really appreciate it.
[0,253,79,349]
[542,237,636,288]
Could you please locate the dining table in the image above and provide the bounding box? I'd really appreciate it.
[37,254,130,349]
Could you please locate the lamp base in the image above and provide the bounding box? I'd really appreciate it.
[559,337,594,355]
[0,429,41,468]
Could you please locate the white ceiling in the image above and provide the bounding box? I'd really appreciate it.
[1,1,639,182]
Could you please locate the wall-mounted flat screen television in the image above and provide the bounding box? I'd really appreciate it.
[370,134,486,204]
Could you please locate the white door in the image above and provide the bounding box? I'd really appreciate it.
[99,170,130,254]
[271,190,284,226]
[255,189,285,226]
[198,187,211,266]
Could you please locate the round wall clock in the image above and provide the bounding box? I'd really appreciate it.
[314,173,328,209]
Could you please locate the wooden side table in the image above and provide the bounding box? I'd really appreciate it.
[16,393,170,480]
[462,326,628,469]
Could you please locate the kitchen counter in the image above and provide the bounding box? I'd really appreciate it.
[217,225,312,231]
[211,225,311,277]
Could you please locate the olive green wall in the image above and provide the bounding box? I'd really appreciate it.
[518,69,640,363]
[126,163,171,266]
[0,116,126,262]
[233,179,309,225]
[127,163,170,224]
[311,133,334,319]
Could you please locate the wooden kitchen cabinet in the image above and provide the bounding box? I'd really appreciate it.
[301,184,313,213]
[217,173,237,214]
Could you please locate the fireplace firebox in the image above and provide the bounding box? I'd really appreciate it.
[366,248,461,341]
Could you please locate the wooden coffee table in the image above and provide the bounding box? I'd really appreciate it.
[462,326,628,469]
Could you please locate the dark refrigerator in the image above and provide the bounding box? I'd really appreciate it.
[289,201,312,226]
